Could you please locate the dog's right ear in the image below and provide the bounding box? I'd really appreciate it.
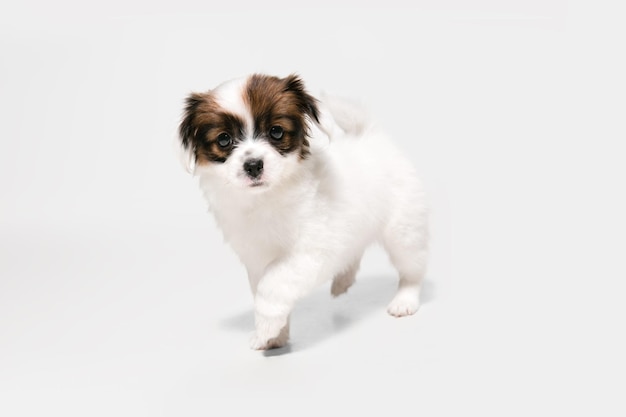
[180,93,205,152]
[178,93,204,172]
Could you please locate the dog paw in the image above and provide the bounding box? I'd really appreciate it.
[387,292,420,317]
[249,314,289,350]
[249,329,289,350]
[330,268,357,297]
[331,276,353,297]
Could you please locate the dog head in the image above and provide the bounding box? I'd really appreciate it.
[179,74,320,192]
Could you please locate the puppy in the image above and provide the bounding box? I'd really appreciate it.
[179,74,428,350]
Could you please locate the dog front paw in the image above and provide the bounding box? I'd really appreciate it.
[249,314,289,350]
[249,331,289,350]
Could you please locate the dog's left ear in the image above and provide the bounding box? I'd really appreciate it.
[283,74,320,125]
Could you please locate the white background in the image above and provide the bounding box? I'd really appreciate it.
[1,1,625,415]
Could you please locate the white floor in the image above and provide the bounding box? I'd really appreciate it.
[1,2,625,416]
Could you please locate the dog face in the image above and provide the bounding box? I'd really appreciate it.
[179,74,319,191]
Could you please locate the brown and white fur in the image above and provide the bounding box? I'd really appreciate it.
[179,74,428,350]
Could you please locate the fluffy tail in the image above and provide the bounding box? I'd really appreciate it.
[316,92,373,139]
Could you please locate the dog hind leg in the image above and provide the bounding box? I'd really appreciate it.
[382,207,428,317]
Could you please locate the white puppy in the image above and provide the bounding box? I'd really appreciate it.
[179,74,428,350]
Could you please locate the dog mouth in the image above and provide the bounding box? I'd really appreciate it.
[249,179,267,188]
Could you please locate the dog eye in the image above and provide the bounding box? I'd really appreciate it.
[217,133,232,148]
[269,126,284,140]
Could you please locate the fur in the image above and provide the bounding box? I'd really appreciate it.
[179,74,428,350]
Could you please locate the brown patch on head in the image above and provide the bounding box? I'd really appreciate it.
[244,74,319,159]
[179,92,246,165]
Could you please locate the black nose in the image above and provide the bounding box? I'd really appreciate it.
[243,159,264,179]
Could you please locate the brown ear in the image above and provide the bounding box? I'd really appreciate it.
[283,74,320,125]
[179,93,205,155]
